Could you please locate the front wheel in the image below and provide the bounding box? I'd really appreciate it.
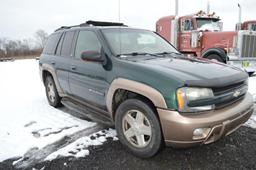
[115,99,162,158]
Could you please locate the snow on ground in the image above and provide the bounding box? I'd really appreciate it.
[45,128,118,161]
[0,59,97,162]
[246,76,256,128]
[248,76,256,102]
[0,59,255,163]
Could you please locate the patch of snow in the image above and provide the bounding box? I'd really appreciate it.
[0,59,96,162]
[245,115,256,129]
[45,129,117,161]
[248,76,256,102]
[245,76,256,128]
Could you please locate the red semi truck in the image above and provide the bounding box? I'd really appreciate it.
[156,11,256,74]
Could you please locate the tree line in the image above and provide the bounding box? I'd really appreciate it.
[0,30,48,59]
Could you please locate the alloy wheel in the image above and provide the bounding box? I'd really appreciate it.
[122,109,152,148]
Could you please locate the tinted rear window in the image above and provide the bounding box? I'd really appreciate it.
[61,31,75,56]
[43,33,61,55]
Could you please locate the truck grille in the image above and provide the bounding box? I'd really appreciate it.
[241,34,256,58]
[212,81,248,109]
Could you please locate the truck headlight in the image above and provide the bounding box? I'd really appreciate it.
[176,87,215,112]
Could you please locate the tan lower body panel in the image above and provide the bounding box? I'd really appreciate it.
[157,93,254,148]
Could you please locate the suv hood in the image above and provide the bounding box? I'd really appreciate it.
[125,56,248,87]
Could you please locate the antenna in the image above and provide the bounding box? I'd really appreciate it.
[118,0,122,56]
[118,0,121,22]
[207,0,210,15]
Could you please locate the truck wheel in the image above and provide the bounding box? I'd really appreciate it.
[207,54,224,63]
[45,76,61,107]
[115,99,162,158]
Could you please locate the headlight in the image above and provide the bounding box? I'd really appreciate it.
[176,87,214,112]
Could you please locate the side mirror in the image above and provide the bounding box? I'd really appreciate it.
[81,50,104,62]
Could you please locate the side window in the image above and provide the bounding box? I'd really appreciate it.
[61,31,75,57]
[43,33,61,55]
[75,30,102,59]
[183,19,194,31]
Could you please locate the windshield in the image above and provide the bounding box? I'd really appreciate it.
[101,28,179,56]
[249,23,256,31]
[197,18,222,31]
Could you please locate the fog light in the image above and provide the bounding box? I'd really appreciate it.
[193,128,211,140]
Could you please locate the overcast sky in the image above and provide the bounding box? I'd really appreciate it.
[0,0,255,39]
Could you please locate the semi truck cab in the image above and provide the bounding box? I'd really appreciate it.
[157,11,256,75]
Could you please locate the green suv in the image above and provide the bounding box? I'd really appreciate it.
[39,21,254,158]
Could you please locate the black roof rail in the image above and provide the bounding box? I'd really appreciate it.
[85,20,126,26]
[55,26,72,32]
[54,20,126,32]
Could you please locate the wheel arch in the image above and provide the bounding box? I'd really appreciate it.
[202,48,227,63]
[40,64,64,96]
[42,70,52,84]
[106,78,168,120]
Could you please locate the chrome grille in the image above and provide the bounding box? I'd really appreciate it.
[241,34,256,58]
[212,81,248,109]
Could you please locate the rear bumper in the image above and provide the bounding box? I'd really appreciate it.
[158,93,254,148]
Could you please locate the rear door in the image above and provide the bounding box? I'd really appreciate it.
[69,30,109,109]
[54,31,76,94]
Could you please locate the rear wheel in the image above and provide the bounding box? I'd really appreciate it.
[207,54,224,63]
[115,99,162,158]
[45,75,61,107]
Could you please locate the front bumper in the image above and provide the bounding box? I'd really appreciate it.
[158,93,254,148]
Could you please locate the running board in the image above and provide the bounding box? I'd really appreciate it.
[61,98,114,126]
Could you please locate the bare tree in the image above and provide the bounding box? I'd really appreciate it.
[0,31,46,59]
[0,39,4,58]
[34,29,48,49]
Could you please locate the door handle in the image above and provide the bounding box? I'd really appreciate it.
[51,61,55,65]
[71,66,76,70]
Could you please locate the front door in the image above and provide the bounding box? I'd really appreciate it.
[179,19,193,52]
[69,30,109,109]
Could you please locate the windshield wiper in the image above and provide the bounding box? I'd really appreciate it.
[154,51,182,56]
[116,52,159,58]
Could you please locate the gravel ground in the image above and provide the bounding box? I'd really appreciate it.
[1,126,256,170]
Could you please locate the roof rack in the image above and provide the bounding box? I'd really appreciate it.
[86,20,125,26]
[55,20,126,32]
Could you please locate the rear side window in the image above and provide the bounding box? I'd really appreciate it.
[43,33,61,55]
[61,31,75,56]
[55,33,65,56]
[75,30,102,58]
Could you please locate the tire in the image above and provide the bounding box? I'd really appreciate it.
[207,54,224,63]
[115,99,162,158]
[45,75,62,107]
